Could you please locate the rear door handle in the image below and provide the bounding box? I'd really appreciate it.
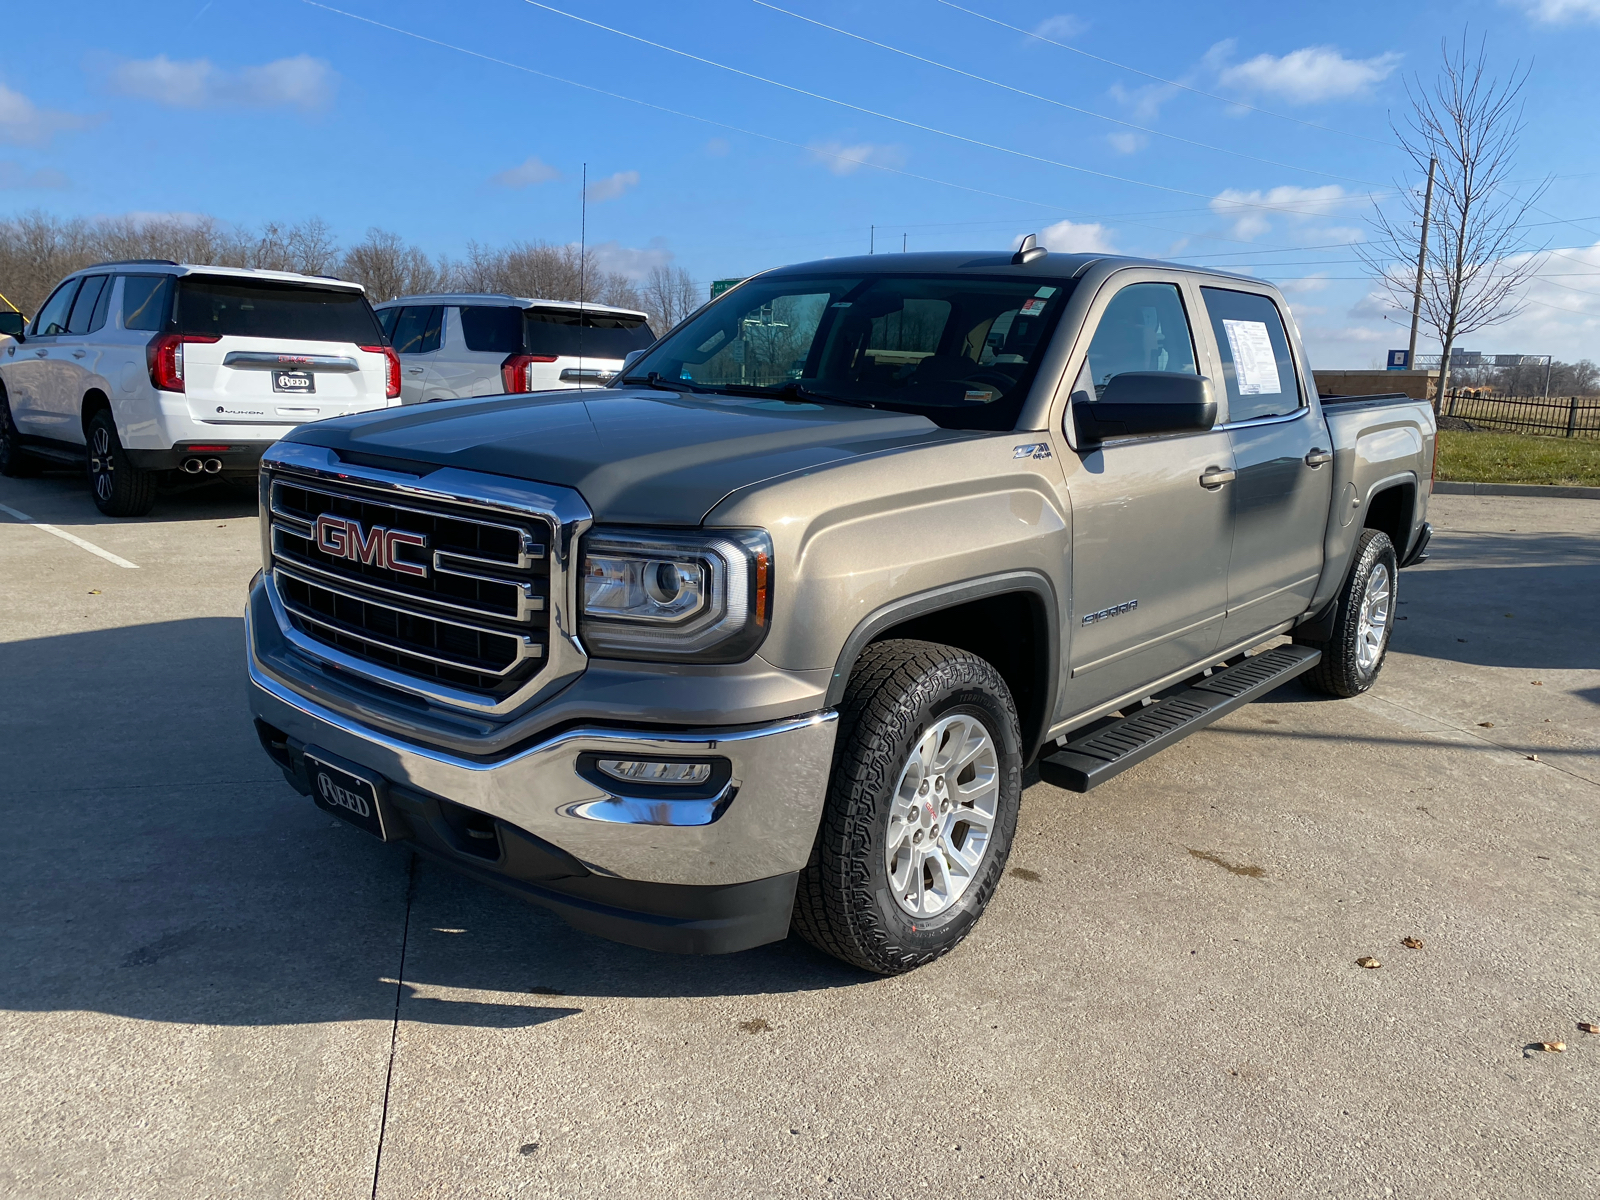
[72,350,86,359]
[34,349,47,357]
[406,367,424,375]
[1305,448,1332,466]
[1199,467,1236,489]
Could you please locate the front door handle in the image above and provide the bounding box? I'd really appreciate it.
[34,349,47,357]
[1199,467,1236,489]
[1305,448,1333,467]
[72,350,86,359]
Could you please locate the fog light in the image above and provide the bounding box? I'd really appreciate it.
[596,759,712,785]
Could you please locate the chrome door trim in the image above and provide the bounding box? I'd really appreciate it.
[1216,406,1313,432]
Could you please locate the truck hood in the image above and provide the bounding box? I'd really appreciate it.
[283,387,960,524]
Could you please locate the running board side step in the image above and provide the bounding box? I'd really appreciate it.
[1038,644,1322,793]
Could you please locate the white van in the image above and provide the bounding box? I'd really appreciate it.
[0,262,401,516]
[372,293,654,404]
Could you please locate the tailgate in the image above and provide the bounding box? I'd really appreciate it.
[184,337,389,425]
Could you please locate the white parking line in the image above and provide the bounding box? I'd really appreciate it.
[0,503,140,569]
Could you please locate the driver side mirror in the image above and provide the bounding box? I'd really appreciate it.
[0,312,25,341]
[621,349,645,374]
[1071,372,1216,443]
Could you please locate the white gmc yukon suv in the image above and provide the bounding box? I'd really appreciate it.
[0,261,402,516]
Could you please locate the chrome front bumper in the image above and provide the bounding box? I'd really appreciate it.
[248,604,839,888]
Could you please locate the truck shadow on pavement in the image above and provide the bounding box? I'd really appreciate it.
[0,618,863,1034]
[0,468,257,525]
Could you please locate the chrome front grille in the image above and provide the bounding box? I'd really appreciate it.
[259,445,589,713]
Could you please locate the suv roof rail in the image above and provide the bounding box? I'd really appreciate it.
[86,259,180,268]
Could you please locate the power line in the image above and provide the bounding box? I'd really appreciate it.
[516,0,1387,216]
[749,0,1388,187]
[934,0,1402,149]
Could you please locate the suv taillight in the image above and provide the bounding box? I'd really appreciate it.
[146,334,220,393]
[362,344,402,399]
[500,353,557,393]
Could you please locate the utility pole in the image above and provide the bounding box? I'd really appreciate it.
[902,233,907,252]
[870,225,874,254]
[1407,156,1437,387]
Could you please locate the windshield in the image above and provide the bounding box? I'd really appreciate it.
[178,277,382,343]
[525,309,655,359]
[624,273,1075,429]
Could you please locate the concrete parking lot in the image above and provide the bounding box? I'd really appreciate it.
[1,474,1596,1199]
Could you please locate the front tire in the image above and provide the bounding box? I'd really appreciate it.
[1297,529,1397,698]
[0,386,40,477]
[85,409,157,517]
[793,639,1022,975]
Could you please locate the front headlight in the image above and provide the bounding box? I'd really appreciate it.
[579,527,772,662]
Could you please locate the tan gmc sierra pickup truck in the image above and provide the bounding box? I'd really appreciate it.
[246,241,1436,974]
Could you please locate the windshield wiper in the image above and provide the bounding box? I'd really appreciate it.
[621,372,714,394]
[705,381,879,411]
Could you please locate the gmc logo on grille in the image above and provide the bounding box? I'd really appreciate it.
[314,513,429,578]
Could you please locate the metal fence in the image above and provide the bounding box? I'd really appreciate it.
[1441,391,1600,440]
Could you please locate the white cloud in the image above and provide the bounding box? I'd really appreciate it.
[1210,184,1349,240]
[108,55,337,112]
[584,169,639,203]
[588,238,675,280]
[703,137,731,156]
[1032,220,1116,254]
[1508,0,1600,20]
[0,161,68,189]
[1217,45,1401,103]
[808,141,907,176]
[0,82,90,147]
[1277,274,1330,295]
[1031,14,1086,40]
[1106,131,1147,155]
[1108,81,1176,123]
[492,156,561,189]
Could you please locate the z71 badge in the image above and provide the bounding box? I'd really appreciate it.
[1012,443,1052,460]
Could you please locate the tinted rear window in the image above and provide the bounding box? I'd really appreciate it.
[123,275,173,331]
[177,278,381,343]
[524,309,654,359]
[460,305,523,353]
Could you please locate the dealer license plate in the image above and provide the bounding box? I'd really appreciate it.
[273,370,316,394]
[305,750,394,840]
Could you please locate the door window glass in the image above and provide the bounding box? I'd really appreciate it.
[1081,282,1197,397]
[123,275,174,331]
[391,305,443,355]
[66,276,109,335]
[377,306,401,341]
[460,305,523,353]
[89,275,114,332]
[1200,287,1302,422]
[32,280,80,337]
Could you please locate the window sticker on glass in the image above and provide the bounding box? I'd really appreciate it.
[1020,298,1048,317]
[1034,286,1057,298]
[1221,319,1282,395]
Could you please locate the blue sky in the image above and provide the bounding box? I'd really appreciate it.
[3,0,1598,366]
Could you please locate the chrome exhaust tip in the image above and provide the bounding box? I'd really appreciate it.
[180,458,204,475]
[203,458,223,474]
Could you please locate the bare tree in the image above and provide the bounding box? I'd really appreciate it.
[1359,33,1548,405]
[642,264,701,332]
[340,228,445,301]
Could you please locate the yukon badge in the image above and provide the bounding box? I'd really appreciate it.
[314,513,429,578]
[1013,442,1052,460]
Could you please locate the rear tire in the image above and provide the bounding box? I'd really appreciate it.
[85,408,157,517]
[0,386,41,477]
[1297,529,1397,698]
[792,639,1022,975]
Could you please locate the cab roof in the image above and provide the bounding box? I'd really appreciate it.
[761,249,1267,289]
[70,262,365,291]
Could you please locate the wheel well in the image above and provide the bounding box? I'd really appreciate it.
[81,389,111,434]
[1363,482,1414,554]
[866,590,1053,759]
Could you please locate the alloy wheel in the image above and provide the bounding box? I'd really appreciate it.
[1355,561,1391,673]
[885,712,1000,918]
[89,425,114,502]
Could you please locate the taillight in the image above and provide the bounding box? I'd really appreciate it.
[146,334,219,392]
[500,353,557,393]
[361,344,402,400]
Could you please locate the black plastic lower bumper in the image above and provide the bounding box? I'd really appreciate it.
[126,442,274,472]
[256,719,798,956]
[1400,521,1433,567]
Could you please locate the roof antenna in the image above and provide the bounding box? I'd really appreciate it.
[578,162,586,383]
[1012,233,1048,266]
